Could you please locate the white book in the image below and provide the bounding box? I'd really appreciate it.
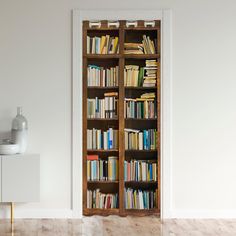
[104,131,107,150]
[138,132,143,150]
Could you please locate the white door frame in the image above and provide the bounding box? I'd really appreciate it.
[72,9,172,219]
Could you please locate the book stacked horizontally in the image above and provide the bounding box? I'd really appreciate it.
[143,60,158,87]
[87,189,118,209]
[87,35,119,54]
[124,43,144,54]
[87,65,119,87]
[87,155,119,181]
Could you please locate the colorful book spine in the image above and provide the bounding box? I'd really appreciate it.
[87,189,118,209]
[124,160,157,181]
[87,128,118,150]
[87,35,119,54]
[124,188,156,209]
[87,156,118,181]
[87,65,119,87]
[124,129,157,150]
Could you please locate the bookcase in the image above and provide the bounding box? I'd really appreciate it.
[83,20,161,216]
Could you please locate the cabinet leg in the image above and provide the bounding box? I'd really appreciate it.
[10,202,14,224]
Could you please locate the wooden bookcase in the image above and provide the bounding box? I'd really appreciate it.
[83,20,161,216]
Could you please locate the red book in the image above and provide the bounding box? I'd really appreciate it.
[87,155,99,161]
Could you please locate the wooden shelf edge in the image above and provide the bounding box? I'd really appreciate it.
[122,208,160,216]
[83,208,120,216]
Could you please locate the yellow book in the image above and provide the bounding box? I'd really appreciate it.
[113,37,119,54]
[100,36,106,54]
[87,160,91,180]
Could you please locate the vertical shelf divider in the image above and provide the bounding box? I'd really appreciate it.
[118,20,125,215]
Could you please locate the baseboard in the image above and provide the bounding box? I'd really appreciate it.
[0,208,78,219]
[170,209,236,219]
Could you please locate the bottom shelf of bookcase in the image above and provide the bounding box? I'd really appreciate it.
[83,208,120,216]
[83,208,160,217]
[123,208,160,216]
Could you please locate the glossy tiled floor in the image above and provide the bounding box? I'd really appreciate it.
[1,217,236,236]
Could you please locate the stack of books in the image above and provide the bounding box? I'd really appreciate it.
[124,43,144,54]
[124,35,156,54]
[87,128,118,150]
[87,155,119,181]
[124,128,157,150]
[87,35,119,54]
[87,93,118,119]
[124,188,156,209]
[124,160,157,181]
[124,65,144,87]
[87,65,119,87]
[87,189,118,209]
[124,93,157,119]
[143,60,158,87]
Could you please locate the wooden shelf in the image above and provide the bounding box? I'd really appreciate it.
[87,118,118,121]
[83,208,119,216]
[125,181,157,184]
[124,54,160,59]
[125,118,157,121]
[87,86,119,90]
[125,149,157,153]
[125,86,157,90]
[86,54,121,59]
[123,208,160,216]
[87,149,119,153]
[88,181,119,184]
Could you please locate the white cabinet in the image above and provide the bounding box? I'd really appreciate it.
[1,154,40,203]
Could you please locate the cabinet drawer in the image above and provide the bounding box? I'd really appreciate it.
[2,155,40,202]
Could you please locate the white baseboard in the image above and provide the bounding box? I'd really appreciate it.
[0,208,83,219]
[170,209,236,219]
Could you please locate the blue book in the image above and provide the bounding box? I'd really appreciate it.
[150,164,152,181]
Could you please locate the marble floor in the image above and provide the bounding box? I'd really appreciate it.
[1,217,236,236]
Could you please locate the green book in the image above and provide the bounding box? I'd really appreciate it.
[138,67,144,87]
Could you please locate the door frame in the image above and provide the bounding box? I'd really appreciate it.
[72,9,172,219]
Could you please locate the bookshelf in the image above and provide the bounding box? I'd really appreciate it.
[83,20,160,216]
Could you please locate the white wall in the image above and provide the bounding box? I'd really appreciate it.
[1,0,236,218]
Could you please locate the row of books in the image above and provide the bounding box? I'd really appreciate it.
[87,93,118,119]
[124,128,157,150]
[87,35,119,54]
[87,155,118,181]
[87,65,119,87]
[124,35,156,54]
[87,189,118,209]
[124,60,157,87]
[124,188,157,209]
[124,93,156,119]
[124,160,157,182]
[87,128,118,150]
